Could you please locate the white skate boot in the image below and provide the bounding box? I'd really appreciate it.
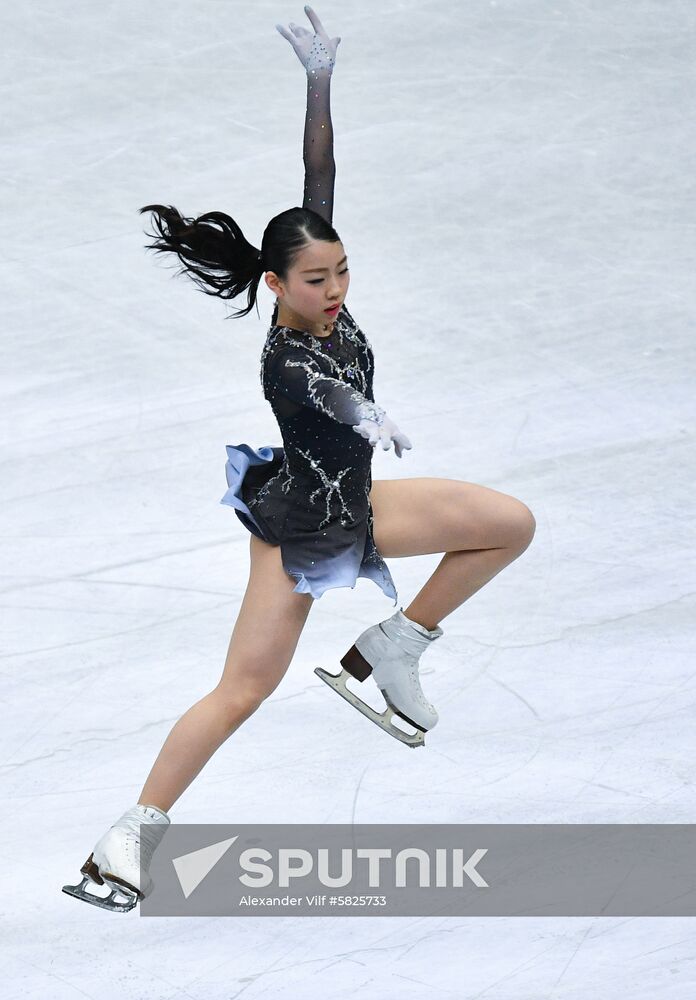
[315,608,443,748]
[62,803,170,912]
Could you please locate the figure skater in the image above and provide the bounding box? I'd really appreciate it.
[63,5,535,913]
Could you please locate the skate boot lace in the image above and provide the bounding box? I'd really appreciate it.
[128,828,159,871]
[375,615,439,716]
[406,661,436,713]
[109,809,168,874]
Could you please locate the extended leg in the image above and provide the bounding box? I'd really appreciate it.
[137,534,313,813]
[63,535,315,911]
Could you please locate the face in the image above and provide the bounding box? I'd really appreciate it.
[266,240,350,331]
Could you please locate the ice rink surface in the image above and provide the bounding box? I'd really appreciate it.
[2,0,695,996]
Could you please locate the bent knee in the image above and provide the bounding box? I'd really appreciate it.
[508,501,536,551]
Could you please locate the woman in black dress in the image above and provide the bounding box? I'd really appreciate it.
[63,6,535,912]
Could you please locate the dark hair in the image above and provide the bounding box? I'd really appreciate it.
[138,204,341,323]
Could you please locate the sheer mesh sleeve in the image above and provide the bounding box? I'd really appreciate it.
[302,72,335,225]
[268,345,386,426]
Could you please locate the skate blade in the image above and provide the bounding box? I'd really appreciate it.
[62,854,140,912]
[314,666,425,748]
[62,876,140,912]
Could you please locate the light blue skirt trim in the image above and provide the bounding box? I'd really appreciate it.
[219,442,278,541]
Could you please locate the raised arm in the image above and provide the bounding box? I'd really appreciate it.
[276,6,340,226]
[302,63,335,223]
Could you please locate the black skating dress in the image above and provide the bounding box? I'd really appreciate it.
[219,63,398,603]
[219,301,398,604]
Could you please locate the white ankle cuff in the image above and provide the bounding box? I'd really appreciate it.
[136,803,170,822]
[398,608,441,638]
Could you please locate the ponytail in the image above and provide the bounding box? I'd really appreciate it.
[138,204,263,319]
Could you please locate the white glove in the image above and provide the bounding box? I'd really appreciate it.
[353,414,412,459]
[276,5,341,77]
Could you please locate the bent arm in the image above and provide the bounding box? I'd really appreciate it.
[269,347,385,425]
[302,70,336,225]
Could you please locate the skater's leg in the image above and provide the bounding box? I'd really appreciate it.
[137,534,313,812]
[370,478,535,630]
[67,541,313,910]
[402,543,531,632]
